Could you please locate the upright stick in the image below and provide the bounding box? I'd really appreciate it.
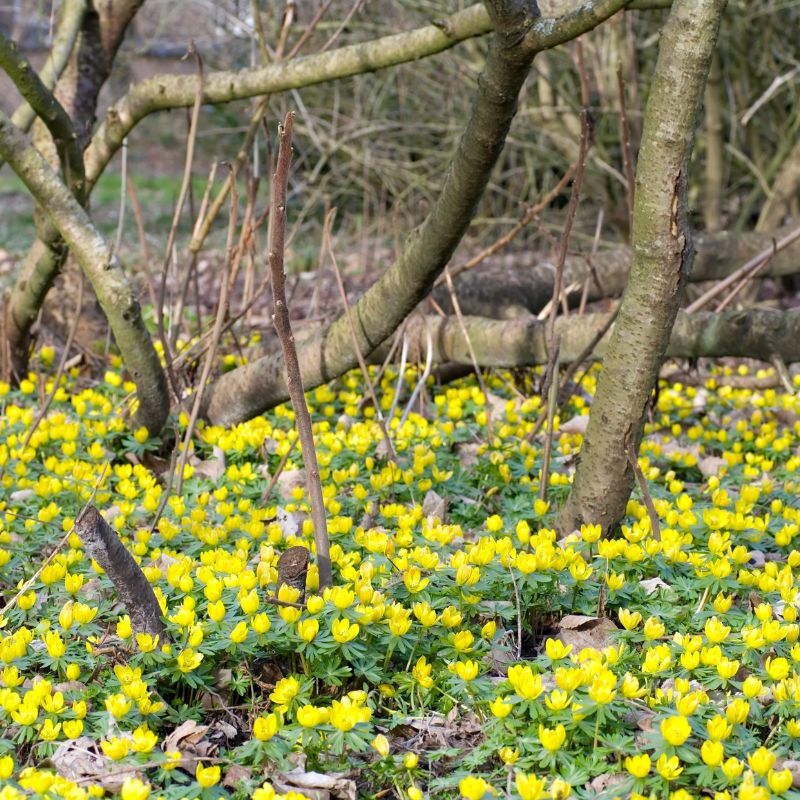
[269,111,333,590]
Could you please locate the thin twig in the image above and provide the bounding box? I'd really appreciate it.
[324,209,397,461]
[175,169,240,497]
[540,39,591,503]
[625,429,660,541]
[443,265,494,437]
[443,163,578,284]
[684,225,800,312]
[269,111,332,590]
[260,435,299,504]
[156,44,204,400]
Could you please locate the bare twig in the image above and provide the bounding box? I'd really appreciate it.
[443,164,578,283]
[156,44,204,400]
[175,169,240,497]
[269,112,332,590]
[685,225,800,312]
[625,429,660,541]
[540,39,592,503]
[443,265,494,437]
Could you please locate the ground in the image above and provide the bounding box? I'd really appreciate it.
[1,350,800,800]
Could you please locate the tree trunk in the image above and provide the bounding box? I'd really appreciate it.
[557,0,727,536]
[4,0,144,382]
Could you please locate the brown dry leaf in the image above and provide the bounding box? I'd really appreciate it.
[699,455,728,478]
[273,768,356,800]
[559,415,589,435]
[191,446,226,482]
[223,764,253,790]
[422,490,447,521]
[163,719,216,770]
[587,772,627,795]
[276,469,305,502]
[456,443,480,469]
[556,614,617,652]
[639,577,670,596]
[51,737,140,792]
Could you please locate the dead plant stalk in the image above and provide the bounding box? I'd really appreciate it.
[269,111,333,590]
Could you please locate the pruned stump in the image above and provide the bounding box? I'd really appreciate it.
[276,546,309,601]
[75,505,167,639]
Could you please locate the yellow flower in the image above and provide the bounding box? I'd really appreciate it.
[661,715,691,746]
[721,757,744,780]
[768,768,793,793]
[296,618,320,643]
[707,714,732,740]
[538,723,566,752]
[624,753,651,778]
[766,656,790,681]
[230,621,249,644]
[656,753,683,780]
[508,665,543,701]
[704,616,731,643]
[748,747,776,776]
[120,778,151,800]
[490,696,513,718]
[700,739,724,767]
[404,753,419,769]
[332,618,360,643]
[131,725,158,754]
[618,609,642,630]
[515,772,547,800]
[451,660,479,681]
[176,648,203,673]
[412,656,434,690]
[105,693,132,719]
[458,776,497,800]
[643,616,666,640]
[545,638,572,660]
[0,755,14,780]
[498,747,519,765]
[43,630,65,658]
[101,737,130,760]
[135,633,159,653]
[269,676,300,711]
[196,763,220,788]
[371,734,390,757]
[725,698,749,725]
[253,714,279,741]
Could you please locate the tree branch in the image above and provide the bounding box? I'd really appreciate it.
[0,110,168,433]
[0,31,85,197]
[6,0,86,137]
[203,0,632,427]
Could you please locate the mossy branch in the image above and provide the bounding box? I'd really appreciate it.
[0,31,85,198]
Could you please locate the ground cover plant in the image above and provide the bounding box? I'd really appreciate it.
[1,351,800,800]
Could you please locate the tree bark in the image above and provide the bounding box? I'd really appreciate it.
[557,0,727,535]
[75,506,166,639]
[203,0,633,428]
[387,308,800,367]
